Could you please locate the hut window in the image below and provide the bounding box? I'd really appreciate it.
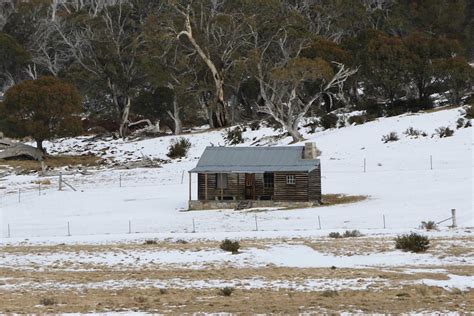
[264,173,274,188]
[216,173,228,189]
[286,175,296,185]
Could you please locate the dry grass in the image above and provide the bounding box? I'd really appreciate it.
[1,235,472,313]
[0,286,471,314]
[321,194,368,206]
[0,155,103,172]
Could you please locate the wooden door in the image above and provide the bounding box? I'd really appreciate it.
[245,173,255,200]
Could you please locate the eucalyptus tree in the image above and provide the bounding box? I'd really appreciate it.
[244,1,356,142]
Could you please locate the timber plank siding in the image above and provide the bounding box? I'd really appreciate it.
[191,144,321,204]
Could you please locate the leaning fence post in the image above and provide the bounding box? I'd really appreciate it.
[59,172,63,191]
[318,216,321,230]
[181,170,185,184]
[451,209,457,228]
[383,214,386,229]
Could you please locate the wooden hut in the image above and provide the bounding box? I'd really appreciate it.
[188,142,321,210]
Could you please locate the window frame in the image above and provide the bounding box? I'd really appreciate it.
[286,175,296,185]
[263,172,274,189]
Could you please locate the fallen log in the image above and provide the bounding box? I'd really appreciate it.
[0,143,44,161]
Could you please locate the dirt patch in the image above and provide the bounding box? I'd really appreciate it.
[321,194,368,206]
[0,154,104,172]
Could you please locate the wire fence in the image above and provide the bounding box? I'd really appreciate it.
[0,153,468,239]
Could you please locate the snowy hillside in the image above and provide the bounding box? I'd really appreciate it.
[0,107,472,242]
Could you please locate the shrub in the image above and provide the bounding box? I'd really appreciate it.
[328,232,342,238]
[249,121,260,131]
[40,297,57,306]
[456,118,465,129]
[343,230,363,237]
[167,137,191,159]
[134,296,148,303]
[435,126,454,138]
[220,239,240,254]
[223,126,244,145]
[218,287,235,296]
[348,115,366,125]
[395,233,430,253]
[320,113,338,130]
[420,221,438,231]
[404,127,427,137]
[144,239,157,245]
[321,289,338,297]
[465,105,474,119]
[382,132,399,143]
[456,117,471,129]
[159,288,168,295]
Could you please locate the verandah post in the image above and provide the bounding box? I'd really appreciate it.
[205,173,208,200]
[220,173,224,200]
[188,172,192,201]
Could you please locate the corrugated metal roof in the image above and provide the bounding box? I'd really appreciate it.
[190,146,319,173]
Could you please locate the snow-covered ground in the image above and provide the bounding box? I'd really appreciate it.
[0,107,472,242]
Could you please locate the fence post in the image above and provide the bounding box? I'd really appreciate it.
[318,216,321,230]
[254,215,258,231]
[364,158,366,173]
[430,155,433,170]
[383,214,386,229]
[18,189,20,203]
[67,221,71,236]
[59,172,63,191]
[181,170,185,184]
[128,220,131,234]
[192,218,196,233]
[451,209,457,228]
[7,223,10,238]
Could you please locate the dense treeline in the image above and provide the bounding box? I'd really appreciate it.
[0,0,472,143]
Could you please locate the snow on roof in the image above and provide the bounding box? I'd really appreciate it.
[190,146,320,173]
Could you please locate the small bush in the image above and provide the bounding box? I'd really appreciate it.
[456,118,465,129]
[343,229,363,237]
[464,105,474,119]
[348,115,366,125]
[144,239,157,245]
[456,117,471,129]
[223,126,244,145]
[404,127,427,137]
[134,296,148,304]
[420,221,438,231]
[218,287,235,296]
[382,132,399,143]
[435,126,454,138]
[40,297,57,306]
[328,232,342,238]
[395,233,430,253]
[159,288,168,295]
[220,239,240,254]
[320,113,338,130]
[321,289,339,297]
[249,121,260,131]
[167,137,191,159]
